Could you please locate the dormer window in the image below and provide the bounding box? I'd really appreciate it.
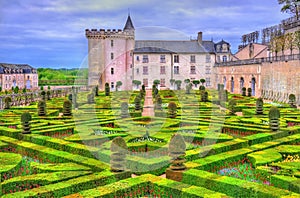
[222,44,228,52]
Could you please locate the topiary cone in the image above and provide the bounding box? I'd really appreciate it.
[256,98,264,115]
[110,137,127,172]
[169,134,186,170]
[21,112,32,134]
[269,106,280,131]
[168,102,177,118]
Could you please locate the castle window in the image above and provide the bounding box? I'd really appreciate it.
[111,53,114,60]
[136,68,139,74]
[142,55,148,63]
[143,66,148,75]
[111,68,114,75]
[160,55,166,63]
[205,66,211,74]
[206,78,211,86]
[174,55,179,63]
[111,40,114,47]
[174,66,179,74]
[222,55,227,62]
[136,56,139,61]
[111,82,114,89]
[190,66,196,74]
[160,66,166,75]
[190,55,196,63]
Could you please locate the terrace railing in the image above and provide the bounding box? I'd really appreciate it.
[215,54,300,67]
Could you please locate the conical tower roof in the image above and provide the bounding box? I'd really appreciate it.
[123,15,134,31]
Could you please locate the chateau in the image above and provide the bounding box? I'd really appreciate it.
[86,15,231,90]
[0,63,38,90]
[86,15,300,105]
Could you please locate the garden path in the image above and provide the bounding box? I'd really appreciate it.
[142,89,154,117]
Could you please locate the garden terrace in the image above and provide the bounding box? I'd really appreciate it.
[0,88,299,197]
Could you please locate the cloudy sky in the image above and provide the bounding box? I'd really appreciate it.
[0,0,290,68]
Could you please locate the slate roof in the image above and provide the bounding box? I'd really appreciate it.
[134,40,216,53]
[123,15,135,30]
[0,63,36,74]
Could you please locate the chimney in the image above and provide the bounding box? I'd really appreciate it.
[197,32,203,44]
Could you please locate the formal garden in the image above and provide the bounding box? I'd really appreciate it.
[0,84,300,197]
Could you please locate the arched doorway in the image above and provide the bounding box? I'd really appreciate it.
[240,77,244,94]
[251,77,256,96]
[231,77,234,93]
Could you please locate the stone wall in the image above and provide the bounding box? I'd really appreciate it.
[213,58,300,104]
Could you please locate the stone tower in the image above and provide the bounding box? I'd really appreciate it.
[86,15,135,90]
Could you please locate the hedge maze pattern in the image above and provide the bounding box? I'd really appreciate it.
[0,88,300,197]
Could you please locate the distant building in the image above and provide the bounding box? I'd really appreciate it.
[0,63,38,90]
[86,15,231,90]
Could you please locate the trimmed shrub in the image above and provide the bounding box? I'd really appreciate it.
[169,134,186,170]
[68,94,72,101]
[46,90,51,100]
[289,94,296,108]
[110,137,127,172]
[38,100,47,116]
[242,87,246,96]
[63,100,72,116]
[154,95,162,110]
[247,88,252,97]
[228,99,237,115]
[168,102,177,118]
[41,90,46,100]
[4,96,12,109]
[201,91,208,102]
[105,82,110,96]
[134,95,141,111]
[121,102,129,118]
[269,106,280,131]
[199,85,205,91]
[185,83,192,94]
[256,97,264,115]
[87,93,94,104]
[95,85,99,96]
[21,111,32,134]
[175,80,182,90]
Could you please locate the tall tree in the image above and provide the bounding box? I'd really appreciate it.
[270,35,281,58]
[277,34,288,55]
[285,32,295,54]
[294,30,300,52]
[278,0,300,20]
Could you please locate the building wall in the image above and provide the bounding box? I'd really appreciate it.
[213,59,300,103]
[86,29,134,90]
[133,53,213,89]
